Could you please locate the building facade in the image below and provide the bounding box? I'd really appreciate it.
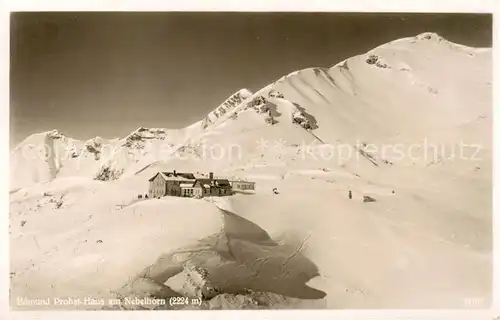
[148,171,196,198]
[191,179,232,197]
[229,180,256,192]
[148,171,238,199]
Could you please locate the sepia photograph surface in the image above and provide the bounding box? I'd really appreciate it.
[8,11,493,311]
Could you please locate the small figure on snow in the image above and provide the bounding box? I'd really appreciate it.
[273,188,279,195]
[348,190,352,200]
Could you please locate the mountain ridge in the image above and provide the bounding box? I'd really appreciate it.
[12,32,490,149]
[10,32,491,189]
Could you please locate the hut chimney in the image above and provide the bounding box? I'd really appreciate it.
[209,172,214,180]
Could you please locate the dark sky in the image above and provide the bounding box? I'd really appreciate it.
[10,12,492,145]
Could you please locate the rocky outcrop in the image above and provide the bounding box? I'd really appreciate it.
[46,129,65,140]
[84,138,104,161]
[268,90,284,99]
[246,95,267,109]
[416,32,445,42]
[219,89,252,112]
[291,103,318,131]
[123,127,167,148]
[202,89,253,129]
[292,111,312,129]
[365,54,390,69]
[94,165,124,181]
[182,260,221,300]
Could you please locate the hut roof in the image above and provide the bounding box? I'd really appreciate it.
[148,171,196,181]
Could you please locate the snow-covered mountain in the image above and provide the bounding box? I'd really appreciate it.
[10,32,491,189]
[201,88,254,129]
[9,89,254,189]
[139,32,491,178]
[10,33,492,309]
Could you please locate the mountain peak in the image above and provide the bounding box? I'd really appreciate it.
[10,34,491,190]
[45,129,66,140]
[202,88,254,129]
[415,32,446,42]
[16,129,66,145]
[235,88,253,98]
[123,127,168,147]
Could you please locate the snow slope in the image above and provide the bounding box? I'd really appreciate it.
[9,33,492,309]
